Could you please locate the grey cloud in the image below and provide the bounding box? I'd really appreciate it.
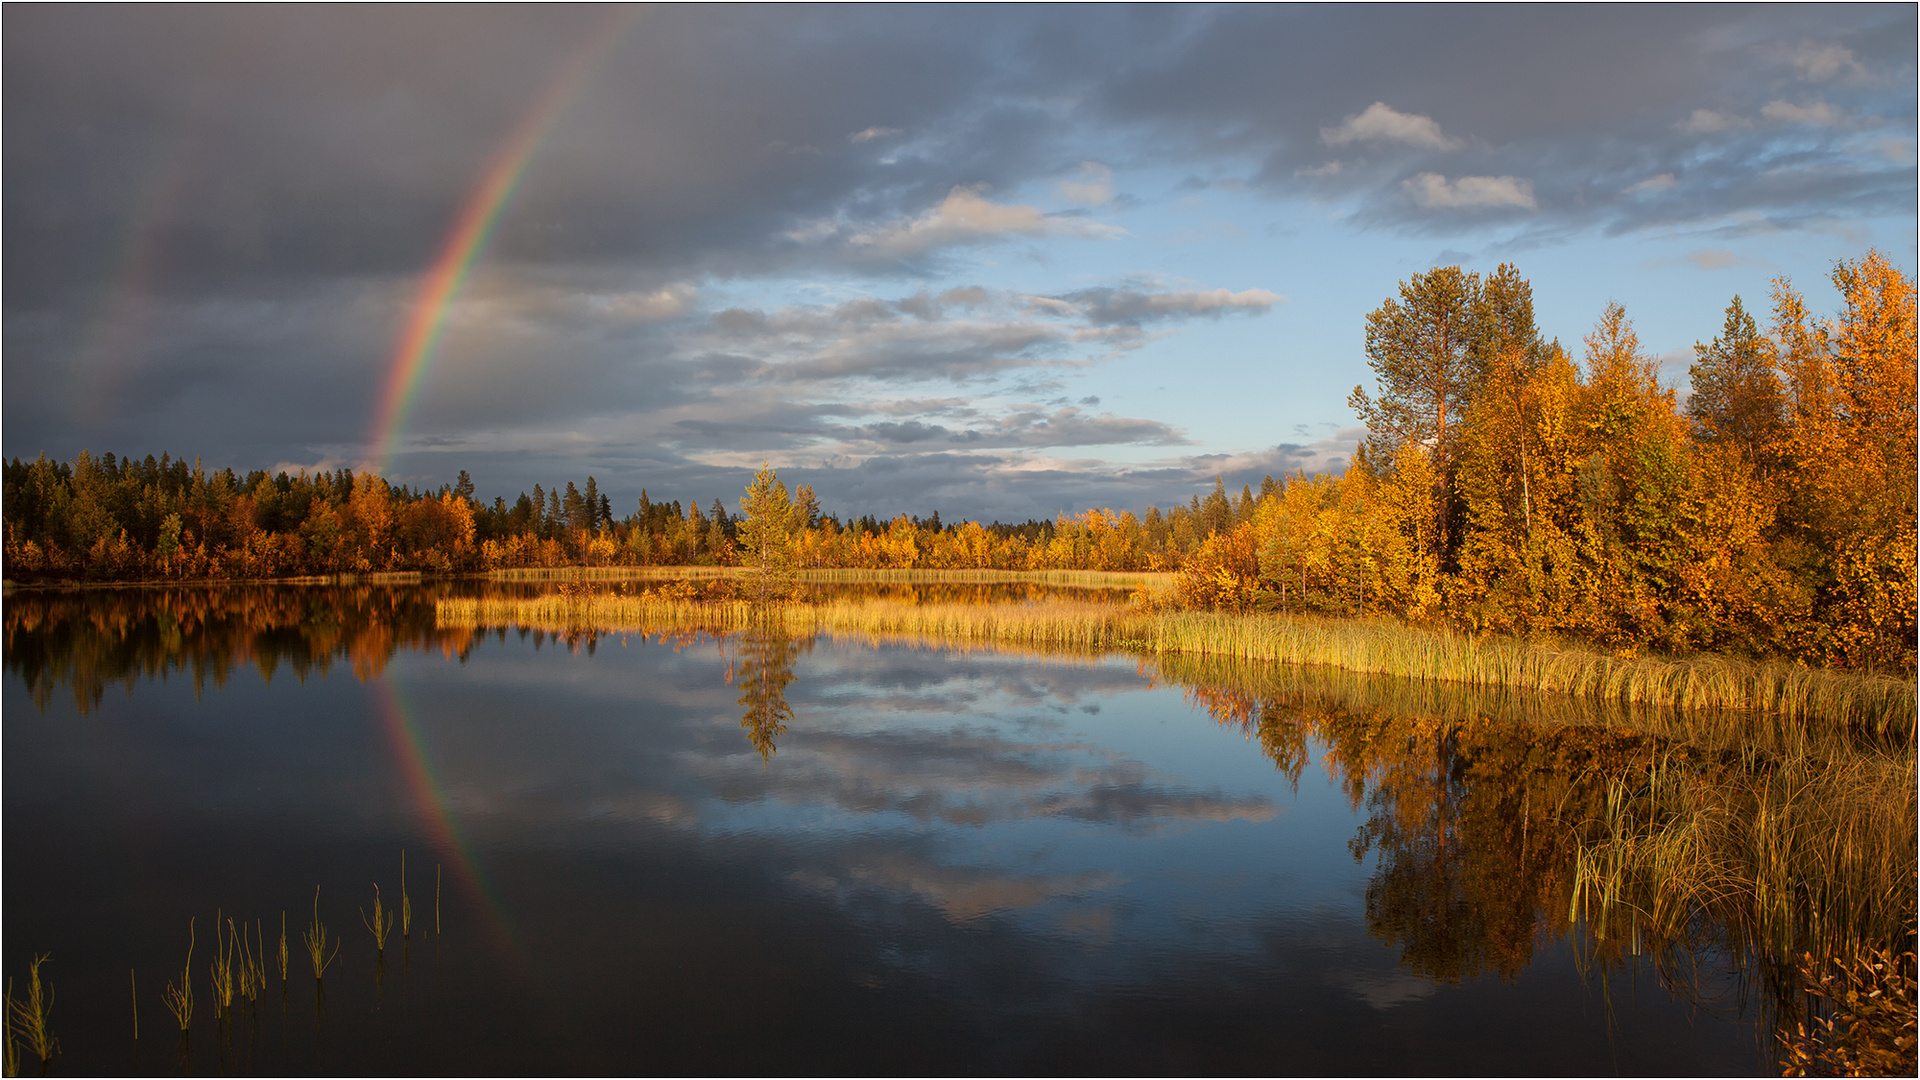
[1031,782,1277,832]
[1047,286,1283,326]
[1094,5,1914,234]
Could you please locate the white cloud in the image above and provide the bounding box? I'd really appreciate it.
[1321,102,1460,152]
[1402,172,1535,210]
[1295,160,1343,178]
[847,186,1125,256]
[597,286,698,322]
[1677,108,1750,134]
[1057,162,1114,205]
[1792,43,1863,83]
[1625,173,1677,195]
[848,126,902,143]
[1760,99,1845,127]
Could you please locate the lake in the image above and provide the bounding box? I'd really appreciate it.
[4,584,1772,1074]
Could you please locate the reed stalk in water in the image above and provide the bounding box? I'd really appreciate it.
[277,912,288,983]
[400,851,412,939]
[4,977,16,1079]
[9,955,57,1067]
[436,594,1916,739]
[208,914,234,1019]
[130,969,137,1041]
[360,884,393,954]
[303,889,339,980]
[162,920,194,1031]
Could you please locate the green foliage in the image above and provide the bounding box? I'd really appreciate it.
[737,463,795,604]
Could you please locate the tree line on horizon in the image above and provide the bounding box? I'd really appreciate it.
[3,250,1911,671]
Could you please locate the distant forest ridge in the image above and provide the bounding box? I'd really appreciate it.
[4,251,1912,673]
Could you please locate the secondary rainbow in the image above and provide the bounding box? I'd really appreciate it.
[367,13,636,476]
[375,677,525,960]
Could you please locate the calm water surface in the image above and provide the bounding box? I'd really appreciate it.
[4,585,1768,1074]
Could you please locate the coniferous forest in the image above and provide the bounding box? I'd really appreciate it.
[6,252,1913,673]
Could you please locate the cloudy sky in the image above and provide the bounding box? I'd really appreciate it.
[5,5,1914,521]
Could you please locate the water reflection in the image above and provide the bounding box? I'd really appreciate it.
[731,624,806,761]
[5,584,1893,1072]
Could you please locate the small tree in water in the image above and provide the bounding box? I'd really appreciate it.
[739,462,796,604]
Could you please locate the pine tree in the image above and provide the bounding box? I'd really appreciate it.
[1687,296,1783,472]
[738,462,795,603]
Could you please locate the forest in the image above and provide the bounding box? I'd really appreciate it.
[5,251,1913,673]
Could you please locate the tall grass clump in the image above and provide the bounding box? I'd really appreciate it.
[361,884,394,954]
[8,954,57,1069]
[208,912,234,1019]
[400,852,412,939]
[1570,748,1918,981]
[161,920,194,1031]
[303,888,339,979]
[438,593,1916,740]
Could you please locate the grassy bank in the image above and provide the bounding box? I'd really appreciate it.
[435,592,1917,740]
[486,566,1170,589]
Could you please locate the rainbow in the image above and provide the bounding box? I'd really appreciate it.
[367,11,637,476]
[374,677,523,959]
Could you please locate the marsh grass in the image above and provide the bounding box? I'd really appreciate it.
[302,889,338,980]
[3,979,15,1079]
[161,921,193,1031]
[8,955,57,1068]
[209,914,234,1019]
[234,919,264,1006]
[400,852,412,939]
[487,566,1168,589]
[361,885,394,954]
[437,594,1917,739]
[277,912,287,984]
[1570,749,1919,989]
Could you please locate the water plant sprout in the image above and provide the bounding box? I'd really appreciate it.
[303,889,339,979]
[9,954,57,1068]
[362,884,395,954]
[161,920,194,1031]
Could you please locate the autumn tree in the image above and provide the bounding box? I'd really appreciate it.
[738,462,796,603]
[1350,266,1492,564]
[1687,295,1784,472]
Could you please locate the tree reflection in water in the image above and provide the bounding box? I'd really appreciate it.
[731,623,807,761]
[1170,650,1915,1063]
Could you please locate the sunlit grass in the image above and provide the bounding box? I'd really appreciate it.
[1570,747,1918,991]
[208,913,234,1020]
[303,888,339,980]
[488,566,1168,589]
[437,593,1917,739]
[361,884,394,954]
[161,921,193,1031]
[5,954,56,1070]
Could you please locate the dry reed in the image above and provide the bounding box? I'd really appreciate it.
[361,884,393,953]
[303,888,339,979]
[487,566,1167,589]
[6,956,54,1067]
[208,913,234,1019]
[1570,749,1918,976]
[437,594,1916,738]
[161,920,193,1031]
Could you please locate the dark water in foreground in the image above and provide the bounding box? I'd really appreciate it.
[4,585,1768,1074]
